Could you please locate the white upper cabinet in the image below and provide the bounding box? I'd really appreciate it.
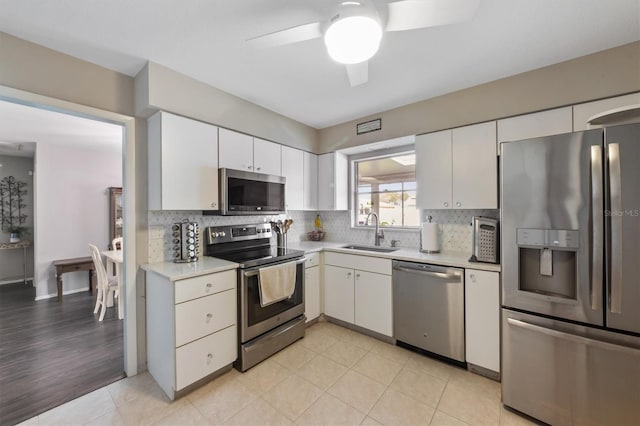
[148,111,219,211]
[573,93,640,131]
[218,128,253,171]
[416,129,453,209]
[497,107,572,151]
[417,122,497,210]
[303,152,319,211]
[452,122,497,209]
[318,152,348,211]
[253,138,281,176]
[218,129,281,175]
[281,146,304,210]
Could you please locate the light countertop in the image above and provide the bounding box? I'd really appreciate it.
[142,257,238,281]
[143,241,500,279]
[288,241,501,272]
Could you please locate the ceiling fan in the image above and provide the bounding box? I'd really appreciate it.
[247,0,481,87]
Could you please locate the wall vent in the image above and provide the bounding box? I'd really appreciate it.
[356,118,381,135]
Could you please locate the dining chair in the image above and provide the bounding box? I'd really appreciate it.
[112,237,123,251]
[89,243,119,321]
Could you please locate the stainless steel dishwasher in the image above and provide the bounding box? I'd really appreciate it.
[393,260,465,362]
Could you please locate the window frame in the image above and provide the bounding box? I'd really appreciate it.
[349,145,419,230]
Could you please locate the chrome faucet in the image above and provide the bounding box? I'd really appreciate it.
[365,212,384,246]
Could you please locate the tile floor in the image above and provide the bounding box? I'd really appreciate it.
[19,321,536,426]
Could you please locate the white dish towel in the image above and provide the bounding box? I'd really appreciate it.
[258,261,297,307]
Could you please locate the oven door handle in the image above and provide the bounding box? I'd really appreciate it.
[242,257,308,278]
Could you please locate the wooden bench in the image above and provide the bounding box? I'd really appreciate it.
[52,256,97,302]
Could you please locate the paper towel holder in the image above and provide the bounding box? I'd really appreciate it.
[420,216,440,254]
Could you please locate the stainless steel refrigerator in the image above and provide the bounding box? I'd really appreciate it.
[500,123,640,426]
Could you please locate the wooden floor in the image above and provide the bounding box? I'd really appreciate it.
[0,283,125,426]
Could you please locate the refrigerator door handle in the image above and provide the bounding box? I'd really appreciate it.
[608,143,623,314]
[590,145,603,311]
[507,318,640,356]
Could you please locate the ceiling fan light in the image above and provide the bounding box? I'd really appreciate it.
[324,16,382,64]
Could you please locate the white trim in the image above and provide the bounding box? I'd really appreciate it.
[0,85,138,377]
[34,286,91,301]
[0,277,35,285]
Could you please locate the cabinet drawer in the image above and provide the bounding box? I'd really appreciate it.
[324,252,391,275]
[174,269,236,304]
[175,288,236,347]
[175,325,237,391]
[306,252,320,268]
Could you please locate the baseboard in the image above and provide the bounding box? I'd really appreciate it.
[0,277,34,286]
[35,287,90,301]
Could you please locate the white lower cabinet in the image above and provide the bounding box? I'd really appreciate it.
[465,269,500,373]
[175,325,237,390]
[304,252,321,323]
[354,270,393,337]
[146,268,237,400]
[323,265,355,323]
[323,252,392,337]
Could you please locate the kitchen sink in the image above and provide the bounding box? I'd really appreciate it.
[341,245,398,253]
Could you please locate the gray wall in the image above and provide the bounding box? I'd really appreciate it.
[0,32,135,116]
[134,62,318,152]
[0,155,34,281]
[318,41,640,152]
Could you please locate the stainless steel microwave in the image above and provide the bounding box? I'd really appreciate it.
[218,168,286,215]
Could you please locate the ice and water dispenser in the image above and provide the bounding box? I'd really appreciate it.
[516,229,579,299]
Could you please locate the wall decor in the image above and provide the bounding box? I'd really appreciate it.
[0,175,29,242]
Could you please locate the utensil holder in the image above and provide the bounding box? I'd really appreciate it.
[277,233,287,249]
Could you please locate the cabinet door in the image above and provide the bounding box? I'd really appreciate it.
[323,265,354,324]
[303,152,318,210]
[452,122,497,209]
[354,270,392,336]
[416,130,453,209]
[497,107,572,149]
[218,128,254,171]
[254,137,281,176]
[318,152,348,211]
[334,152,349,210]
[465,269,500,372]
[281,146,304,210]
[305,265,321,323]
[317,153,335,210]
[149,112,219,210]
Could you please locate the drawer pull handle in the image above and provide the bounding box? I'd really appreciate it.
[206,313,213,320]
[356,273,361,279]
[205,283,213,291]
[207,353,213,362]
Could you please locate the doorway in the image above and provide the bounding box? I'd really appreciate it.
[0,98,131,425]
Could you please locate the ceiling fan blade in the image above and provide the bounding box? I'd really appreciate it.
[386,0,480,32]
[247,22,322,48]
[346,62,369,87]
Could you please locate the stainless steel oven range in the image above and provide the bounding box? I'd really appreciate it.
[204,222,306,372]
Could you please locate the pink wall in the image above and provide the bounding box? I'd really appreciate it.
[34,138,122,299]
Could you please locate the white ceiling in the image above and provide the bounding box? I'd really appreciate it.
[0,0,638,129]
[0,100,123,156]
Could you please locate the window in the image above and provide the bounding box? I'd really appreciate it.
[354,152,419,228]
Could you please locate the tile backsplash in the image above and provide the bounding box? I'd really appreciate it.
[148,209,499,263]
[312,209,499,253]
[148,210,312,263]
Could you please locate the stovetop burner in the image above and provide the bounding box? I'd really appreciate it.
[202,223,304,269]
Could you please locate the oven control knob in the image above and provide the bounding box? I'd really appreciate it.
[220,231,226,237]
